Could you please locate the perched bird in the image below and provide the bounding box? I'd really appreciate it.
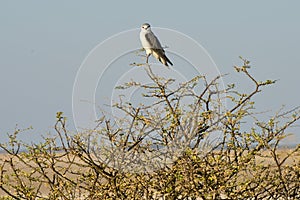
[139,23,173,67]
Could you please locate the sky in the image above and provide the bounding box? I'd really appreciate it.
[0,1,300,145]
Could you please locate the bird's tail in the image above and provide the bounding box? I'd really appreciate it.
[161,55,173,66]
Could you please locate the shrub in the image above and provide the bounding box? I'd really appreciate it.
[0,58,299,199]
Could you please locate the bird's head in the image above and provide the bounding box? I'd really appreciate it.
[141,23,151,31]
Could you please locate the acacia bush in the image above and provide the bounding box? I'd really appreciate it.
[0,58,300,199]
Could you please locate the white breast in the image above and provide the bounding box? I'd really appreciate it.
[140,31,151,49]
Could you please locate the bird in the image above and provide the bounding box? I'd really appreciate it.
[139,23,173,67]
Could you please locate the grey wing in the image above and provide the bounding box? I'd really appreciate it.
[145,32,164,50]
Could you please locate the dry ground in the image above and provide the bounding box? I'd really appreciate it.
[0,148,299,198]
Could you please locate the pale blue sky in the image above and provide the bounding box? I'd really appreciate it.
[1,1,300,144]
